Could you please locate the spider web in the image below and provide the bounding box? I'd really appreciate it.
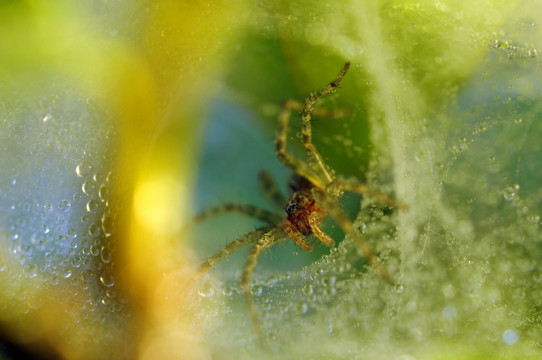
[188,17,542,360]
[1,2,541,360]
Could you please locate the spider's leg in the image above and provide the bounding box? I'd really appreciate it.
[180,226,277,297]
[192,204,282,225]
[281,221,312,251]
[300,62,350,185]
[240,227,287,343]
[330,176,407,210]
[276,99,325,189]
[258,170,286,209]
[280,99,350,119]
[196,225,276,275]
[308,212,335,247]
[312,189,391,282]
[181,204,282,236]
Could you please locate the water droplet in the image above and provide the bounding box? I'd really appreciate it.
[98,184,109,202]
[81,269,95,283]
[198,284,215,298]
[68,228,78,239]
[73,192,83,202]
[302,284,314,296]
[322,276,336,287]
[56,235,68,245]
[528,215,540,224]
[101,215,113,236]
[89,244,100,256]
[450,145,460,155]
[99,271,115,287]
[76,161,93,178]
[88,223,102,237]
[503,184,519,200]
[442,307,456,320]
[458,137,468,151]
[295,302,309,314]
[251,285,263,296]
[101,297,111,306]
[357,223,367,233]
[24,264,38,278]
[100,246,111,263]
[82,180,96,195]
[86,199,99,213]
[222,287,234,297]
[42,114,52,122]
[502,329,519,345]
[71,255,83,268]
[58,200,71,212]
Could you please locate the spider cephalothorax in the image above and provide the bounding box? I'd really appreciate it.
[186,62,402,343]
[284,188,320,236]
[287,174,321,229]
[281,174,334,251]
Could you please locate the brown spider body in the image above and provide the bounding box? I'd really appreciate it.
[285,175,323,236]
[188,62,401,343]
[285,189,321,236]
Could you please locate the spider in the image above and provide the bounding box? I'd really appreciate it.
[187,62,401,343]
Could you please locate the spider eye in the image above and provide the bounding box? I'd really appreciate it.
[285,203,299,214]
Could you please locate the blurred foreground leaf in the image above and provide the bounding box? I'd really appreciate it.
[0,0,243,359]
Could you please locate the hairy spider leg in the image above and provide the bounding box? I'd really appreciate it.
[308,212,335,247]
[276,100,324,189]
[196,225,277,275]
[258,170,286,209]
[240,227,288,343]
[330,176,407,210]
[181,204,283,237]
[312,188,391,282]
[279,99,351,120]
[281,220,312,251]
[178,226,277,297]
[300,62,351,185]
[276,62,351,190]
